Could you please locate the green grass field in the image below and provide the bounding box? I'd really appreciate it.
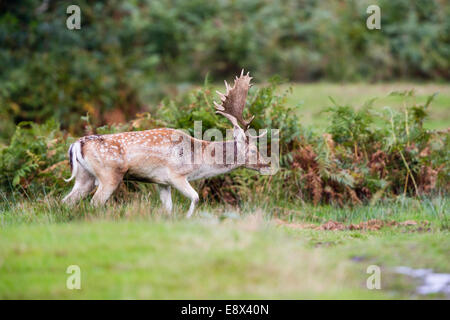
[0,195,448,299]
[0,82,449,300]
[283,82,450,130]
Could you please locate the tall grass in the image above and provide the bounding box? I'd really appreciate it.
[1,189,448,231]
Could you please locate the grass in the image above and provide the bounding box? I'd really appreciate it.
[0,82,448,299]
[283,82,450,130]
[0,195,448,299]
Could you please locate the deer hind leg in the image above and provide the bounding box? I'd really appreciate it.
[62,166,95,205]
[90,170,124,206]
[158,185,172,214]
[170,177,199,218]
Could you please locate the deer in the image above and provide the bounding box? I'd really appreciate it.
[62,70,271,217]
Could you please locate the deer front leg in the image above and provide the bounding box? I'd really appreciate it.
[158,185,172,214]
[170,177,199,218]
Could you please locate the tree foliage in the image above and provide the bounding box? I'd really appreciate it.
[1,0,449,141]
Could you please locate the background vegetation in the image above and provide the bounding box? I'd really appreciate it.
[1,81,448,206]
[0,0,448,205]
[1,0,449,141]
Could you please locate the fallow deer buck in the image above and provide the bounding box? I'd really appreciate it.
[63,70,271,217]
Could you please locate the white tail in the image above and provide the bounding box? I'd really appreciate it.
[64,141,94,182]
[62,71,271,217]
[64,143,77,182]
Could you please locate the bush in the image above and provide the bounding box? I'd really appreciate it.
[1,81,447,206]
[288,93,449,205]
[0,119,70,196]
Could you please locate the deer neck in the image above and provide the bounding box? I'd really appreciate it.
[187,139,245,181]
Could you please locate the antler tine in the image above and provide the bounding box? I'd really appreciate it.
[214,70,255,130]
[224,80,231,94]
[215,90,226,102]
[213,101,224,111]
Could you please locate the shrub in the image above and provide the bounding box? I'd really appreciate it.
[0,119,70,196]
[0,82,447,206]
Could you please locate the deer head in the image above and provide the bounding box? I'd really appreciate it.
[214,70,270,173]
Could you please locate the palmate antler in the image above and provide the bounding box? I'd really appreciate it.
[214,69,255,131]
